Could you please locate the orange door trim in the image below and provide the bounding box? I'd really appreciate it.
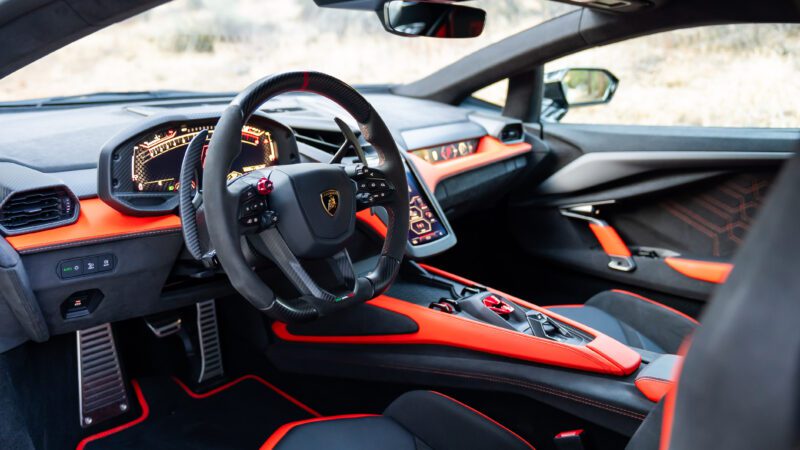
[7,198,181,253]
[588,223,631,257]
[664,257,733,284]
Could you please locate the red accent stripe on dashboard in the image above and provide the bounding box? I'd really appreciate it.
[6,198,181,252]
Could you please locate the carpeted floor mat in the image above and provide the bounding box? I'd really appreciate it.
[77,375,320,450]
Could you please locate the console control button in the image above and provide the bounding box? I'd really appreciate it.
[58,254,114,279]
[83,256,98,274]
[97,254,114,272]
[59,259,83,278]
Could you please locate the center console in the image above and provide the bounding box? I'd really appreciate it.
[419,268,592,346]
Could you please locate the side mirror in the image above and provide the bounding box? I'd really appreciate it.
[379,1,486,39]
[542,68,618,121]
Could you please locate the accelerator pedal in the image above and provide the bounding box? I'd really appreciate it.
[196,299,224,383]
[77,323,129,428]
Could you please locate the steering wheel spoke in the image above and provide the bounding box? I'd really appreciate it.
[347,163,396,211]
[257,227,370,314]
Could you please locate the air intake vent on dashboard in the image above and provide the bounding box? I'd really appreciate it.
[499,123,524,143]
[0,186,78,234]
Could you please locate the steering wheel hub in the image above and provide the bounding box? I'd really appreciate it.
[263,164,357,258]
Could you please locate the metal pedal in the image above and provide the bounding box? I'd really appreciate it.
[77,324,129,428]
[144,313,182,338]
[196,300,224,383]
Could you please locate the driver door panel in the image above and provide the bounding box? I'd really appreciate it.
[511,123,796,301]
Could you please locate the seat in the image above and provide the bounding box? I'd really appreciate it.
[261,390,535,450]
[548,289,698,354]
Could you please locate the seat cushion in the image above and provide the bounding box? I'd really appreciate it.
[263,391,535,450]
[549,290,698,354]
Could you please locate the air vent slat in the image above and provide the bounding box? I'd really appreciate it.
[0,187,77,233]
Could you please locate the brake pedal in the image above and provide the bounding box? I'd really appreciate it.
[77,324,129,428]
[196,300,224,383]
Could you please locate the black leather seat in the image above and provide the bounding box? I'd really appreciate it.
[548,290,698,354]
[262,390,535,450]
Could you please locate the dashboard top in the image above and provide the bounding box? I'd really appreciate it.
[0,92,477,175]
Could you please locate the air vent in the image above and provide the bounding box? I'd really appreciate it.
[500,123,524,143]
[0,186,78,234]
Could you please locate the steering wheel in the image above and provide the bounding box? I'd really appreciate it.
[200,72,409,323]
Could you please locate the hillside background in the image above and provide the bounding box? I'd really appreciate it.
[1,0,797,127]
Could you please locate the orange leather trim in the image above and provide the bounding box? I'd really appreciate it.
[664,257,732,284]
[408,136,532,192]
[261,414,380,450]
[275,265,641,376]
[635,377,673,403]
[356,209,387,238]
[588,223,631,257]
[6,198,181,252]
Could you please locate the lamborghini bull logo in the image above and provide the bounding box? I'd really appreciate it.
[321,189,340,216]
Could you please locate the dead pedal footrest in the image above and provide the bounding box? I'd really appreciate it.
[77,323,129,428]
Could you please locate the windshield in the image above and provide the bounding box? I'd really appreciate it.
[0,0,574,102]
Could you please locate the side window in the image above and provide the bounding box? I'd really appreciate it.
[471,78,508,108]
[544,24,800,127]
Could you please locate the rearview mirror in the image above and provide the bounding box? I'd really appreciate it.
[545,68,619,107]
[380,1,486,39]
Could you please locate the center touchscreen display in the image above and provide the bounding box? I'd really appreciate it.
[406,170,448,246]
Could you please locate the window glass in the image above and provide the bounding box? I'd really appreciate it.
[545,24,800,127]
[0,0,576,102]
[471,78,509,107]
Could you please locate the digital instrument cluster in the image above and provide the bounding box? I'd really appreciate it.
[131,124,278,192]
[411,138,479,164]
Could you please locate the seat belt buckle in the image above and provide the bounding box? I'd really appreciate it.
[554,429,587,450]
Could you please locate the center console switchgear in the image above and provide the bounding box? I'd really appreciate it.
[431,290,592,345]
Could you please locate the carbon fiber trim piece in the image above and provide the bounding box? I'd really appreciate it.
[179,130,208,260]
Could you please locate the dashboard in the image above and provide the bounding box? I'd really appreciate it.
[0,92,532,347]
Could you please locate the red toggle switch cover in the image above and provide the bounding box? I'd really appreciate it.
[257,177,273,195]
[482,294,514,315]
